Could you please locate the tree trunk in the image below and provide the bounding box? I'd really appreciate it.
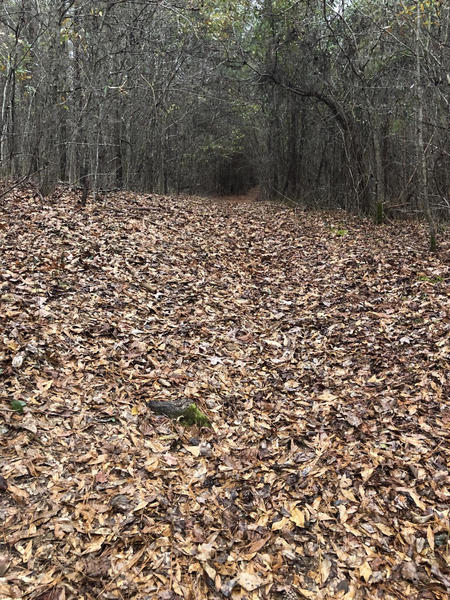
[416,2,437,251]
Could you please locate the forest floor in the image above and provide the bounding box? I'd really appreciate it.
[0,186,449,600]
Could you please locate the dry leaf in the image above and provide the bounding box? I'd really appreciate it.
[427,525,435,551]
[338,504,348,523]
[186,445,201,457]
[21,415,38,434]
[272,517,290,531]
[82,537,105,554]
[236,571,264,592]
[0,555,10,577]
[243,535,271,554]
[7,483,29,502]
[197,543,214,562]
[359,561,372,582]
[396,487,426,510]
[341,488,357,502]
[320,558,332,583]
[376,523,395,536]
[22,540,33,563]
[290,507,305,528]
[203,562,216,580]
[361,467,374,482]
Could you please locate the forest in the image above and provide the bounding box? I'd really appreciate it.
[0,1,449,234]
[0,2,449,600]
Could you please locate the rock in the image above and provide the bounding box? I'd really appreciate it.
[147,399,190,418]
[147,400,211,427]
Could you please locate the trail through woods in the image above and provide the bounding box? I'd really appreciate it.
[0,187,449,600]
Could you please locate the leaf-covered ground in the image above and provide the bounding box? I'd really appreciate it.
[0,187,449,600]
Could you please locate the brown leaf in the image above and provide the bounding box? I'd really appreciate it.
[290,506,305,528]
[359,561,372,582]
[242,534,271,555]
[0,555,10,577]
[320,558,332,584]
[35,589,65,600]
[7,483,29,502]
[236,571,265,592]
[21,414,38,434]
[426,525,435,551]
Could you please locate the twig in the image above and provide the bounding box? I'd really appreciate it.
[0,175,31,200]
[0,167,46,200]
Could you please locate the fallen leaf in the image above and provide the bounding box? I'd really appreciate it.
[361,467,374,482]
[21,415,37,434]
[376,523,395,536]
[320,558,332,583]
[186,445,201,457]
[236,571,265,592]
[396,487,426,510]
[272,517,290,531]
[7,483,29,502]
[0,187,447,600]
[346,412,362,427]
[0,555,10,576]
[359,561,372,582]
[197,543,214,562]
[82,536,105,554]
[290,506,305,528]
[242,535,271,555]
[427,525,435,551]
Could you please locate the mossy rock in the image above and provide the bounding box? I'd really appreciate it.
[147,400,211,427]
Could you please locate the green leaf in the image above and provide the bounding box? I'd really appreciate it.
[10,400,26,414]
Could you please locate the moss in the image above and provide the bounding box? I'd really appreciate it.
[330,226,348,236]
[180,403,211,427]
[418,274,444,284]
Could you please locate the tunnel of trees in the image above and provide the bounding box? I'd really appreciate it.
[0,1,448,236]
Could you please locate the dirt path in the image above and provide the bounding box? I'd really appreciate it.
[0,188,448,599]
[209,187,260,206]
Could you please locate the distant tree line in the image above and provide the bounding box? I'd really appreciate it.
[0,1,448,243]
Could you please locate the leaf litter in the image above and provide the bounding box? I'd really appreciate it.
[0,187,449,600]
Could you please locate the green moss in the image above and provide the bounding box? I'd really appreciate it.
[418,274,444,284]
[330,226,348,236]
[180,403,211,427]
[147,399,211,427]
